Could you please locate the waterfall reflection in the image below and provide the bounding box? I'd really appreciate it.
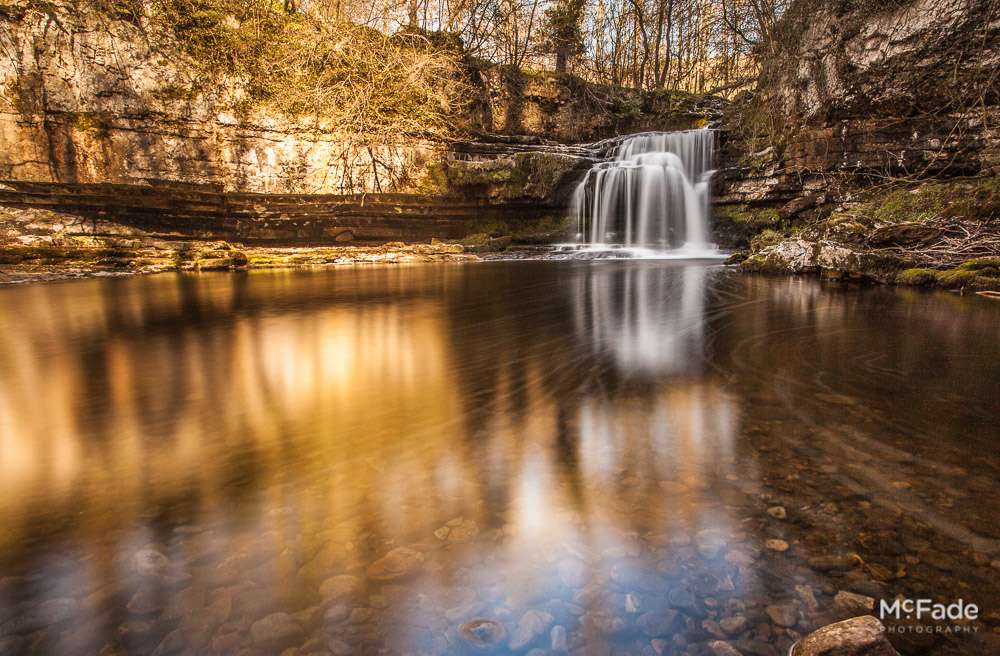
[573,263,708,375]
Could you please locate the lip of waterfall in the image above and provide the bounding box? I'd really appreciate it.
[570,129,723,257]
[550,243,727,260]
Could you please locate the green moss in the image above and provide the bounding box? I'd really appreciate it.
[412,162,450,196]
[848,177,1000,226]
[461,233,491,246]
[716,205,781,226]
[936,268,979,288]
[895,268,937,286]
[956,257,1000,274]
[749,228,784,252]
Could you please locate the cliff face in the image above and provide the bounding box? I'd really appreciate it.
[717,0,1000,288]
[0,1,716,250]
[768,0,1000,176]
[0,3,707,193]
[719,0,999,200]
[0,2,438,194]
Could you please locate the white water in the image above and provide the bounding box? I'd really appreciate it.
[568,130,721,257]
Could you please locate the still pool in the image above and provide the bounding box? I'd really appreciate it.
[0,261,998,655]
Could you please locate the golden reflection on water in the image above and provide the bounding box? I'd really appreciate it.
[1,263,998,654]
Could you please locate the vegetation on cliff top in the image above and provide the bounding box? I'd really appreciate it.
[72,0,472,141]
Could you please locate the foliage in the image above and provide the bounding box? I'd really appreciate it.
[99,0,471,141]
[541,0,586,72]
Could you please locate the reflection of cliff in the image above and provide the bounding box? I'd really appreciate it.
[0,264,741,569]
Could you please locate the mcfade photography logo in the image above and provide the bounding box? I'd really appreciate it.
[879,597,980,634]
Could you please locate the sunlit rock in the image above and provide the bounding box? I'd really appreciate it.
[833,591,876,617]
[792,615,899,656]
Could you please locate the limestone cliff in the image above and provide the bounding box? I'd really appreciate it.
[715,0,1000,289]
[0,1,714,250]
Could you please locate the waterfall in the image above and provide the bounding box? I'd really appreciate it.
[570,130,717,253]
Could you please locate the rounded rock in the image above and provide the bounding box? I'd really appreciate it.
[460,618,507,650]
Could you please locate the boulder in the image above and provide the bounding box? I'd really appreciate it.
[792,615,899,656]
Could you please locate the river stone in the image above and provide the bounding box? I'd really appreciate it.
[151,628,185,656]
[461,618,506,650]
[767,506,787,519]
[702,619,726,639]
[807,555,858,571]
[637,609,682,637]
[211,628,243,653]
[250,612,303,648]
[366,547,424,581]
[117,620,155,638]
[766,539,789,552]
[446,519,479,542]
[667,587,697,611]
[510,610,554,651]
[328,638,352,655]
[709,641,743,656]
[550,624,568,652]
[320,575,361,602]
[796,585,819,613]
[792,615,899,656]
[582,609,627,635]
[834,591,875,616]
[767,603,799,627]
[133,548,170,576]
[719,614,748,636]
[324,603,350,624]
[206,592,233,626]
[348,607,374,624]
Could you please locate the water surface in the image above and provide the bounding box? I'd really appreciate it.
[0,262,998,655]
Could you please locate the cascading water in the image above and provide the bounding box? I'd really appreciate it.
[569,129,718,254]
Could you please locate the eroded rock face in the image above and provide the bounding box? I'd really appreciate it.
[714,0,1000,260]
[792,615,900,656]
[757,0,1000,176]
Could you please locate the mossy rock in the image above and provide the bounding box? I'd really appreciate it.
[936,268,979,289]
[848,176,1000,226]
[957,257,1000,274]
[445,153,580,203]
[713,204,784,249]
[749,228,785,252]
[895,268,937,286]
